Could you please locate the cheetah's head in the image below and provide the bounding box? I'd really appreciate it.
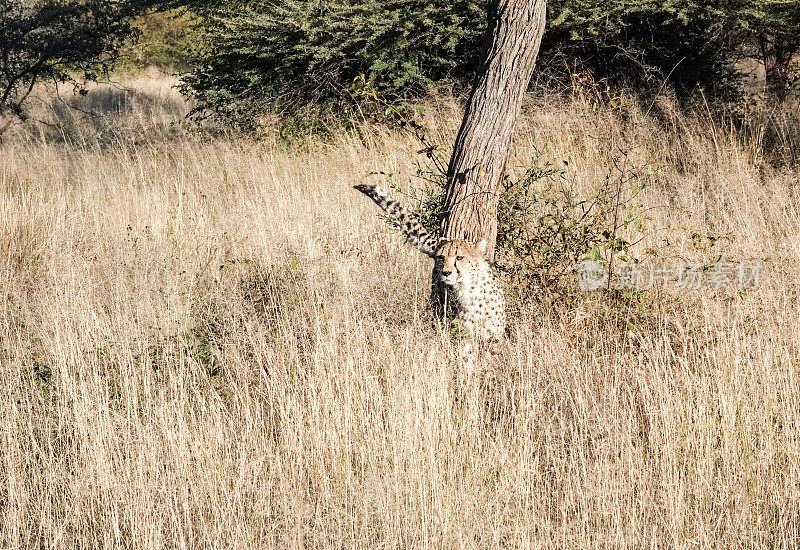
[435,239,488,286]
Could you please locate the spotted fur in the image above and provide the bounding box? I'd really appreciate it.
[353,184,439,257]
[354,184,506,342]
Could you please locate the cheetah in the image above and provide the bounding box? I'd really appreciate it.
[354,184,506,342]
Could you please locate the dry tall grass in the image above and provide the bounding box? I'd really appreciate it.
[2,73,800,547]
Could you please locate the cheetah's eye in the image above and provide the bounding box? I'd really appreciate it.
[456,255,464,261]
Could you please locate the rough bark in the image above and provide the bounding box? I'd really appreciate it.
[440,0,547,261]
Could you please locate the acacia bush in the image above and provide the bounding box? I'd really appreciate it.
[175,0,798,130]
[179,0,487,128]
[543,0,745,98]
[121,9,203,72]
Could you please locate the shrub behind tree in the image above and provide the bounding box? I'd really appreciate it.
[180,0,487,127]
[179,0,800,129]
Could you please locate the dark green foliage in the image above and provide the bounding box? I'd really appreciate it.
[178,0,800,130]
[122,9,203,71]
[544,0,746,97]
[172,0,800,132]
[0,0,157,135]
[179,0,487,127]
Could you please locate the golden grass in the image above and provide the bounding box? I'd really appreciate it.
[2,73,800,547]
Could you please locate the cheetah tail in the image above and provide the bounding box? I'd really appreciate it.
[353,184,440,258]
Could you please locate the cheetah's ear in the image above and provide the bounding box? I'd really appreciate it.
[475,238,487,257]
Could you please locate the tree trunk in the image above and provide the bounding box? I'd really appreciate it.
[760,30,796,100]
[441,0,547,261]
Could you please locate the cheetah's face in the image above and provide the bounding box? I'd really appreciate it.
[435,239,487,286]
